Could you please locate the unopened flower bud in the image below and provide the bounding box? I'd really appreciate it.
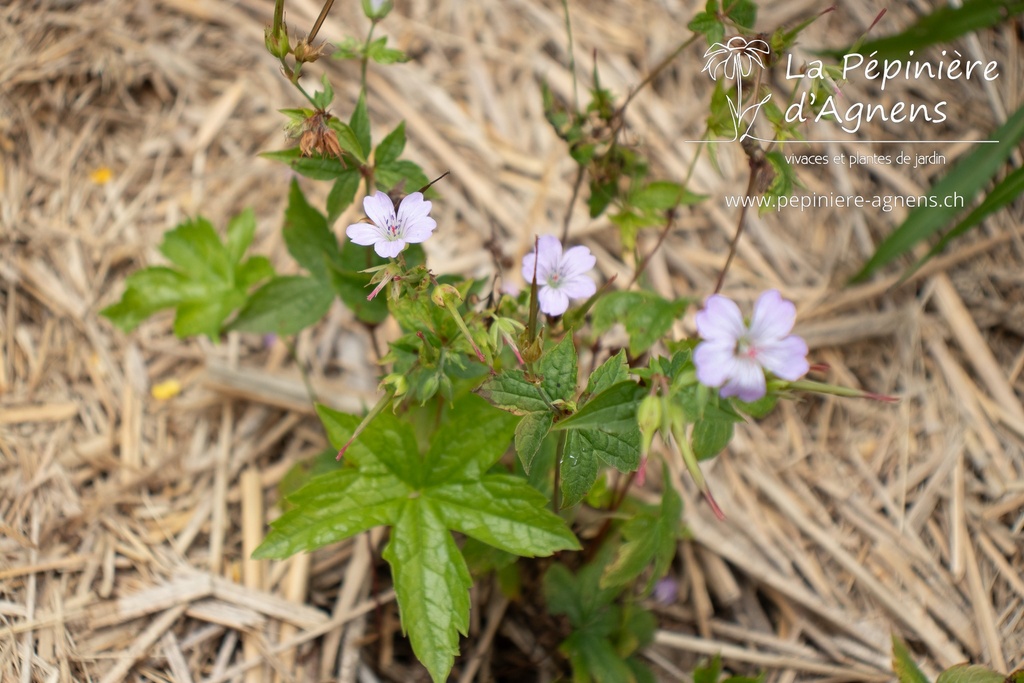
[431,284,462,307]
[637,394,662,457]
[264,22,290,59]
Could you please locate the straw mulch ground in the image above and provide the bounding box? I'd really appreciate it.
[2,0,1023,681]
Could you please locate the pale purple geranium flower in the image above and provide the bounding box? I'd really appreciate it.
[521,235,597,316]
[346,191,436,259]
[694,290,808,402]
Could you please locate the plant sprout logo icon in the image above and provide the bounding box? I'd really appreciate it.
[702,36,772,142]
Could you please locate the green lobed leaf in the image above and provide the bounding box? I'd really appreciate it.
[891,636,931,683]
[553,381,644,433]
[101,267,191,332]
[366,36,408,64]
[228,275,333,336]
[383,499,471,683]
[283,180,342,283]
[563,630,635,683]
[726,0,757,28]
[514,411,554,473]
[854,102,1024,281]
[174,295,243,339]
[631,181,705,211]
[375,160,430,194]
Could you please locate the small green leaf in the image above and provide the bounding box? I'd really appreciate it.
[423,393,520,483]
[694,655,723,683]
[283,180,342,283]
[891,636,931,683]
[366,36,408,64]
[631,181,705,210]
[350,93,372,159]
[553,381,644,433]
[160,217,232,283]
[228,275,333,335]
[540,336,578,403]
[326,169,362,225]
[375,121,407,166]
[312,74,334,110]
[514,411,553,473]
[592,291,688,355]
[726,0,757,28]
[375,160,430,193]
[481,369,551,414]
[561,426,640,508]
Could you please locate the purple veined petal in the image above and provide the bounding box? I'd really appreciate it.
[558,274,596,300]
[748,289,796,343]
[396,192,432,226]
[696,295,746,343]
[719,357,766,402]
[537,285,570,316]
[363,191,396,230]
[346,222,384,246]
[401,216,437,243]
[534,235,563,278]
[757,335,809,381]
[559,245,597,279]
[374,238,405,259]
[694,340,739,388]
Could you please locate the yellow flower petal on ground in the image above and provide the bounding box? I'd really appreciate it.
[89,167,113,185]
[151,379,182,401]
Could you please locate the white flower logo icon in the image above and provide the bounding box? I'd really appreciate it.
[700,36,772,142]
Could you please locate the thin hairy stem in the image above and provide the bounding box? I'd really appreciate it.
[560,165,586,243]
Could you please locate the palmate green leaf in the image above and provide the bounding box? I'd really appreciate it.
[101,214,275,340]
[260,394,576,683]
[585,350,630,397]
[891,637,931,683]
[601,469,682,590]
[844,0,1024,60]
[228,275,333,335]
[854,102,1024,281]
[375,121,407,166]
[366,37,408,64]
